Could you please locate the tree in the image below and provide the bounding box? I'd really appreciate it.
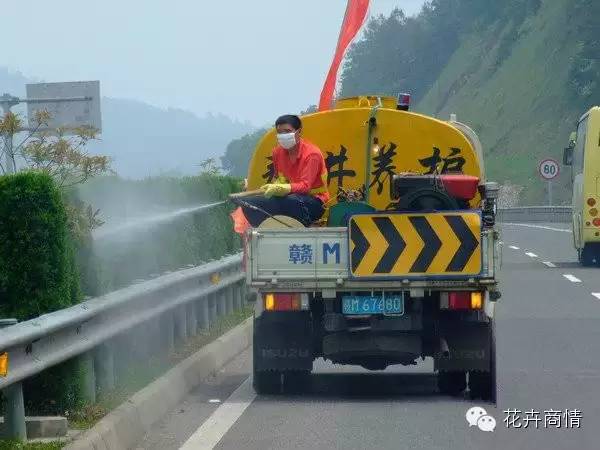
[221,128,266,177]
[0,110,110,186]
[0,110,111,236]
[198,157,222,175]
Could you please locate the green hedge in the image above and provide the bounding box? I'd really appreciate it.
[0,172,83,416]
[0,172,80,320]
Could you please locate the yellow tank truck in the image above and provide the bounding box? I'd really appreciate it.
[563,107,600,266]
[245,95,500,401]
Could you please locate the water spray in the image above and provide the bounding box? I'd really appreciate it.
[93,201,227,240]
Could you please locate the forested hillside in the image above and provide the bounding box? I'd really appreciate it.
[341,0,599,204]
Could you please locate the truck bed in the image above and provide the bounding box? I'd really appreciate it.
[247,225,498,291]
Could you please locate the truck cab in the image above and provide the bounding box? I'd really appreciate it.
[564,106,600,266]
[245,96,500,400]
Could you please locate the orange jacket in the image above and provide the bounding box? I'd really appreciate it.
[272,139,330,204]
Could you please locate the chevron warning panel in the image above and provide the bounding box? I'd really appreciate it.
[349,212,481,278]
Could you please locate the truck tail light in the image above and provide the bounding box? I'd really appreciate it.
[440,292,483,310]
[264,293,309,311]
[0,352,8,377]
[587,198,596,207]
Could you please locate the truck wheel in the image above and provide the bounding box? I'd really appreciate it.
[437,371,467,395]
[469,322,497,403]
[253,370,282,395]
[579,245,597,267]
[283,370,311,394]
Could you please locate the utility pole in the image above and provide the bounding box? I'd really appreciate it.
[0,93,20,174]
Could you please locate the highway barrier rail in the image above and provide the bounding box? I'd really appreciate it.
[497,206,571,223]
[0,254,245,441]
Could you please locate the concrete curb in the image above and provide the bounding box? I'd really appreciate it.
[65,318,253,450]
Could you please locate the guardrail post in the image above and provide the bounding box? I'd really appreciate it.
[198,295,209,330]
[174,305,187,344]
[0,319,25,440]
[79,352,96,404]
[3,382,27,441]
[216,289,225,317]
[186,302,198,337]
[225,286,233,315]
[95,342,115,394]
[148,316,163,359]
[234,282,243,310]
[209,293,218,324]
[162,312,175,353]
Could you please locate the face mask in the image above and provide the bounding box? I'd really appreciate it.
[277,132,297,149]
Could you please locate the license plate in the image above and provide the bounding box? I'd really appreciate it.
[342,295,404,315]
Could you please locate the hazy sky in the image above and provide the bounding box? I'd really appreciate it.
[3,1,426,126]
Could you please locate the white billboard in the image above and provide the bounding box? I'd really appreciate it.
[26,81,101,134]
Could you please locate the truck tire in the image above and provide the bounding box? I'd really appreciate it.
[468,322,497,403]
[283,370,311,394]
[253,369,281,395]
[579,245,597,267]
[437,371,467,395]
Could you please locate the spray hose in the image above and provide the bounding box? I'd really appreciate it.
[229,194,294,228]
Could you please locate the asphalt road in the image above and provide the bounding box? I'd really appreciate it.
[137,222,600,450]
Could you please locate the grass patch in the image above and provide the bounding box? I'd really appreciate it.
[0,441,64,450]
[68,306,253,429]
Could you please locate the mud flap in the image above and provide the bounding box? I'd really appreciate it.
[253,312,313,372]
[434,322,492,372]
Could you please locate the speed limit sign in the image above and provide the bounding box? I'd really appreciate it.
[539,158,560,180]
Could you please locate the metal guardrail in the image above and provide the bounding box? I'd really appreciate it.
[0,254,245,440]
[497,206,572,223]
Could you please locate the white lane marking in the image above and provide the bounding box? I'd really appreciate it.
[503,223,571,233]
[180,377,255,450]
[543,261,557,268]
[208,399,221,404]
[509,245,520,250]
[525,252,538,258]
[563,274,582,283]
[592,293,600,300]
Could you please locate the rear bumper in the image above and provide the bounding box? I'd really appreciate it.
[323,332,422,367]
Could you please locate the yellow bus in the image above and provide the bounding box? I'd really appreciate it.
[564,107,600,266]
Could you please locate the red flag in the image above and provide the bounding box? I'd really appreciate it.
[319,0,370,111]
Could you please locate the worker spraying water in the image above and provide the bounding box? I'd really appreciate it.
[237,115,330,227]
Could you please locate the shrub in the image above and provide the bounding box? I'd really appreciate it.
[0,172,80,320]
